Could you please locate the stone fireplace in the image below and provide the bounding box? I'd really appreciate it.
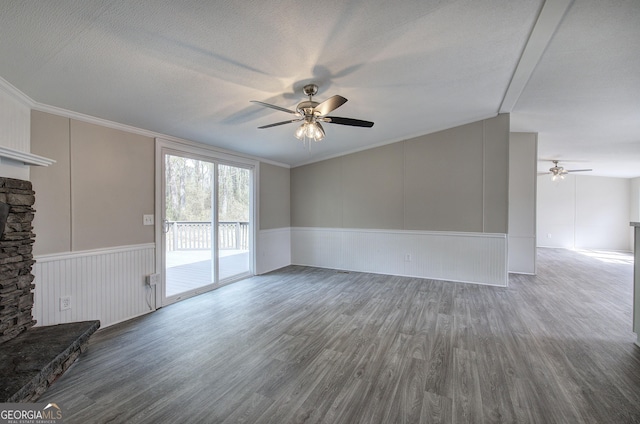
[0,177,37,343]
[0,176,99,402]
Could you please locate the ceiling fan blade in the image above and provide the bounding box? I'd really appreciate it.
[314,95,348,116]
[315,122,326,140]
[566,169,593,173]
[324,116,374,128]
[250,100,298,115]
[537,172,551,175]
[258,119,301,129]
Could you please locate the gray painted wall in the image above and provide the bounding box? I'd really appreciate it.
[259,162,290,230]
[631,177,640,223]
[508,132,537,273]
[70,120,155,251]
[291,115,510,233]
[342,143,405,229]
[31,111,155,254]
[32,110,293,256]
[31,111,71,254]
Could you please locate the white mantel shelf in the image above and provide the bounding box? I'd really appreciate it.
[0,146,55,166]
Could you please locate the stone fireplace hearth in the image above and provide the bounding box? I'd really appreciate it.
[0,176,99,402]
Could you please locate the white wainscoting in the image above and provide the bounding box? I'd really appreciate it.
[33,244,156,328]
[291,227,508,286]
[256,228,291,275]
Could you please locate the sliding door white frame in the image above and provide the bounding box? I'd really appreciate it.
[154,138,258,307]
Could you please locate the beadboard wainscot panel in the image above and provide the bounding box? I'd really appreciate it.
[291,228,508,286]
[291,227,343,270]
[33,244,156,327]
[256,227,291,274]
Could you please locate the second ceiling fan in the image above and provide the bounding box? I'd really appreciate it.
[540,160,592,181]
[251,84,374,145]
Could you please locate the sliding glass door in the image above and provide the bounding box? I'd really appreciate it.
[217,164,251,280]
[158,143,254,306]
[164,154,215,299]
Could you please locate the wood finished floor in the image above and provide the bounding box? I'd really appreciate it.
[39,248,640,423]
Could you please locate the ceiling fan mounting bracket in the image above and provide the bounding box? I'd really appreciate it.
[303,84,319,97]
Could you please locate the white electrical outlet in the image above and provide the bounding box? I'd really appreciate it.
[60,296,71,311]
[146,273,160,285]
[143,214,154,226]
[405,254,412,262]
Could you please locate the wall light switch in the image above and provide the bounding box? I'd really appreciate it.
[143,214,154,226]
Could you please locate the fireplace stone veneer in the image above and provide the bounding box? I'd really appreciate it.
[0,176,99,402]
[0,177,36,344]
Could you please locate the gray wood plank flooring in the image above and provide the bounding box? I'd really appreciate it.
[39,248,640,423]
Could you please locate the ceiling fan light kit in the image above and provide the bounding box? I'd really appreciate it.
[251,84,374,149]
[295,120,325,145]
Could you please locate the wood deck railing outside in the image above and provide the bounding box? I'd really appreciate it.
[165,221,249,251]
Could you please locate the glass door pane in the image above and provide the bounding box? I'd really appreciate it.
[164,154,215,299]
[217,164,251,281]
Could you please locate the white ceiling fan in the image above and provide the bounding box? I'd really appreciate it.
[539,160,592,181]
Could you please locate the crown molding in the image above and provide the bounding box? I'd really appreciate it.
[32,102,160,139]
[0,76,34,108]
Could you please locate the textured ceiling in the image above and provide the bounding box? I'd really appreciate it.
[0,0,638,176]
